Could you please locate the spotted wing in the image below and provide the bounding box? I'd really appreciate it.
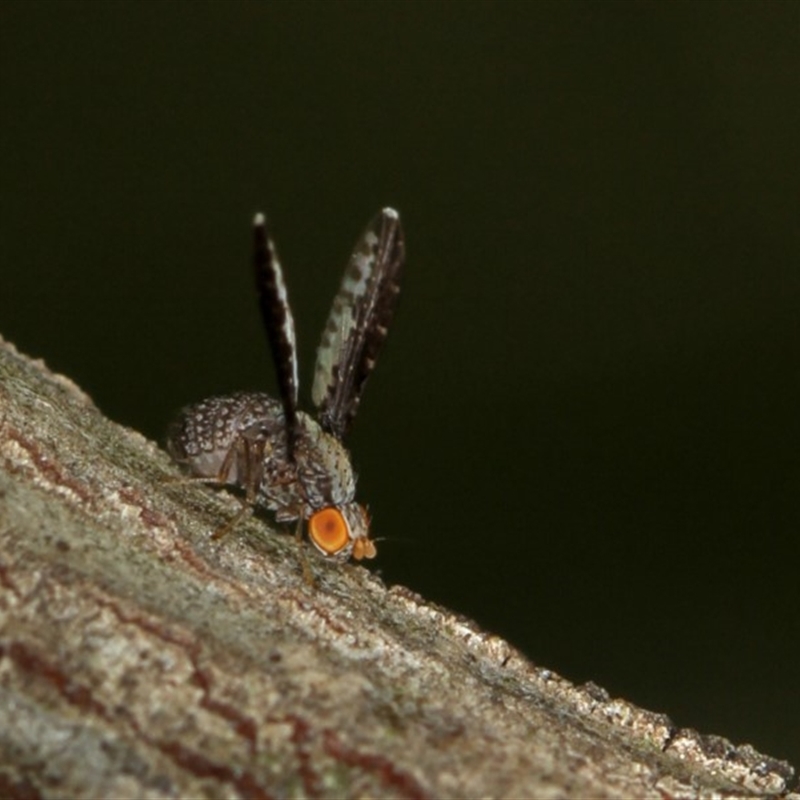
[253,213,299,454]
[312,208,404,440]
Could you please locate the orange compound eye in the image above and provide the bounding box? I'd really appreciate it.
[308,508,350,556]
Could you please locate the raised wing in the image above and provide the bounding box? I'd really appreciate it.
[312,208,404,439]
[253,213,299,454]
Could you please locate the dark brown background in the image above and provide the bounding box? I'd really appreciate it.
[1,0,798,765]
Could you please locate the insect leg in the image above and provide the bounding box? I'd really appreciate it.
[210,432,265,540]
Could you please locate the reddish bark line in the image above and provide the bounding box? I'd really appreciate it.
[3,427,94,506]
[94,593,260,757]
[1,641,273,799]
[286,713,324,798]
[194,665,259,758]
[150,737,275,800]
[323,728,431,800]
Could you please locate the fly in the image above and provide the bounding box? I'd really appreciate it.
[167,208,404,561]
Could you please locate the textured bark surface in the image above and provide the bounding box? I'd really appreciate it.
[0,333,796,800]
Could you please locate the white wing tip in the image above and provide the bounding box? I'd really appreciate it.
[253,212,265,226]
[382,207,399,220]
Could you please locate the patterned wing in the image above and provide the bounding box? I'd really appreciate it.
[312,208,404,439]
[253,213,299,454]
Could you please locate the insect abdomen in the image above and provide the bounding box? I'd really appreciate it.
[167,392,285,487]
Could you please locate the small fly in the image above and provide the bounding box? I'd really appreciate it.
[167,208,404,561]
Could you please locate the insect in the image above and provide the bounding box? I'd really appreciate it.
[167,208,404,561]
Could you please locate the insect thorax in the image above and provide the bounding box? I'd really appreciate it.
[167,391,359,519]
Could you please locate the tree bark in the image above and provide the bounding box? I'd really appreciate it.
[0,333,795,800]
